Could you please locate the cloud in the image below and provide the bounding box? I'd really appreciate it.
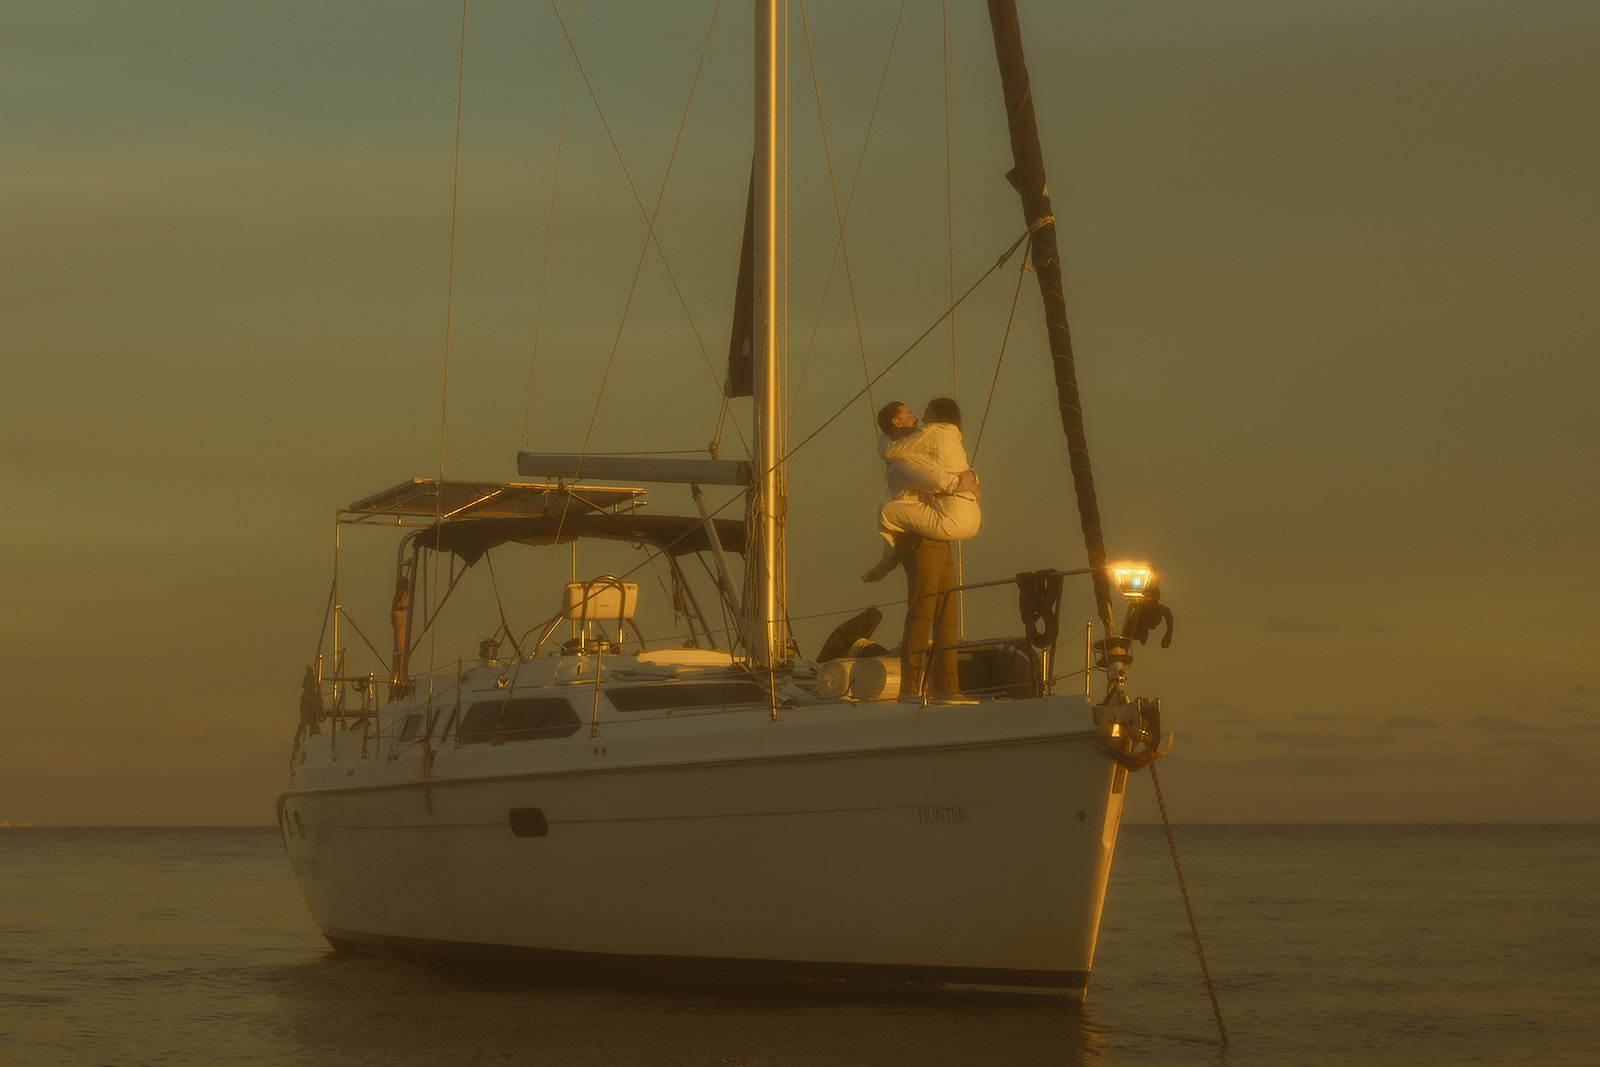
[1552,705,1594,716]
[1295,712,1355,723]
[1261,621,1387,635]
[23,721,175,745]
[205,727,272,744]
[15,721,271,747]
[1571,686,1596,695]
[1384,714,1437,730]
[1256,729,1394,747]
[1468,713,1525,732]
[1494,735,1582,754]
[0,650,54,671]
[1195,701,1261,725]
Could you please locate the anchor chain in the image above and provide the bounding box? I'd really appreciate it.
[1149,760,1228,1049]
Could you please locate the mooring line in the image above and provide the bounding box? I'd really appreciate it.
[1149,760,1229,1048]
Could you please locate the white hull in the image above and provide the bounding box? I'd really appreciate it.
[279,0,1171,1002]
[280,675,1130,997]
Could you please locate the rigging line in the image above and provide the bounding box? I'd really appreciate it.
[711,398,730,458]
[782,0,790,460]
[941,2,962,640]
[407,561,472,660]
[775,225,1032,474]
[970,250,1030,463]
[517,536,722,653]
[640,551,677,642]
[797,0,877,441]
[1150,760,1230,1048]
[429,0,470,694]
[685,224,1032,540]
[522,0,579,452]
[525,0,731,641]
[787,0,907,428]
[312,577,336,664]
[777,0,792,638]
[942,0,956,396]
[482,551,520,657]
[544,1,747,456]
[581,448,718,456]
[335,604,393,674]
[489,226,1034,654]
[784,599,912,624]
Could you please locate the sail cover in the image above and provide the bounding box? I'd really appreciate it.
[724,167,756,398]
[344,479,642,522]
[413,514,747,566]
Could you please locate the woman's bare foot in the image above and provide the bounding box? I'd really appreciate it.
[861,555,899,583]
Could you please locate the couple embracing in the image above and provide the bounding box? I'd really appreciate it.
[862,397,980,699]
[863,397,980,582]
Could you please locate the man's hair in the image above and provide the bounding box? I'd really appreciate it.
[924,396,962,430]
[876,401,906,436]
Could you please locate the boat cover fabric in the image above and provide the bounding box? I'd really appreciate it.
[414,514,747,565]
[345,479,641,521]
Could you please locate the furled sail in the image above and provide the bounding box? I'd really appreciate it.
[724,167,755,398]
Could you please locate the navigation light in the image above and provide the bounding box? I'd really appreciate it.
[1111,563,1156,599]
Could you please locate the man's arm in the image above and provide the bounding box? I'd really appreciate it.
[880,430,957,493]
[881,427,936,463]
[880,431,975,496]
[893,461,958,494]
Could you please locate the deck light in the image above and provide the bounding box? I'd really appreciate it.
[1111,563,1156,599]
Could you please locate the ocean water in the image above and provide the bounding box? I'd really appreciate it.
[1,825,1594,1066]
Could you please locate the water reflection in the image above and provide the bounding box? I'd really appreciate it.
[264,950,1114,1066]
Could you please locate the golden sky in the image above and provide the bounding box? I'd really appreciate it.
[3,0,1597,825]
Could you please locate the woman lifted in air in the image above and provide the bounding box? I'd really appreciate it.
[862,397,981,582]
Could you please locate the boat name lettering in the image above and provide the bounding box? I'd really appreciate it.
[917,806,967,825]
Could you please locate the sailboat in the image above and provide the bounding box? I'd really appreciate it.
[279,0,1171,1000]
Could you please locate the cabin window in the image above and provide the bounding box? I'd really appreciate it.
[607,681,770,712]
[459,697,582,744]
[398,713,423,742]
[508,808,549,838]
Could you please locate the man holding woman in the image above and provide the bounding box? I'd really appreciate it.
[863,397,980,581]
[864,397,980,698]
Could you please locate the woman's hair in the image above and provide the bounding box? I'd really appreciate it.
[923,396,962,430]
[876,400,906,435]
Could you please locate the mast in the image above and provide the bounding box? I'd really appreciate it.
[747,0,783,668]
[985,0,1116,639]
